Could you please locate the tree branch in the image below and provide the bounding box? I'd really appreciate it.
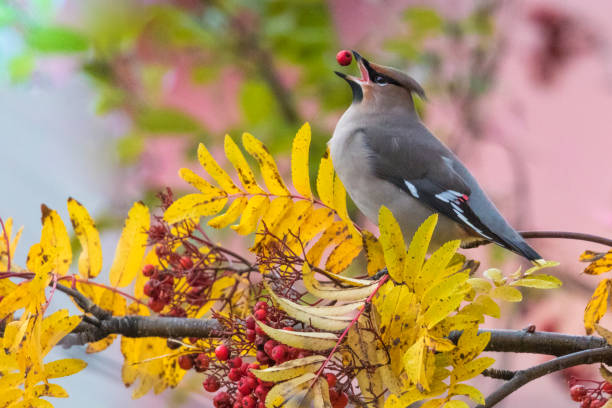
[462,230,612,249]
[477,347,612,408]
[474,329,608,356]
[60,316,224,347]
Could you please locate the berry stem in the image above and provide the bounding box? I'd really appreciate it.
[313,274,389,383]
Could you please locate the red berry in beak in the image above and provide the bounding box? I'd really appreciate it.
[336,50,352,66]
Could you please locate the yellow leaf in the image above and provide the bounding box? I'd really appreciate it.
[422,273,469,311]
[179,168,226,196]
[347,318,387,408]
[332,175,349,222]
[325,236,363,274]
[490,286,522,302]
[252,197,293,250]
[378,206,406,282]
[403,337,429,390]
[316,150,334,208]
[374,285,418,374]
[164,193,228,224]
[265,373,328,408]
[524,259,559,275]
[306,221,348,267]
[243,132,289,195]
[454,328,491,363]
[417,240,461,293]
[295,207,334,246]
[32,383,68,398]
[268,201,313,252]
[225,135,266,194]
[86,335,116,354]
[302,263,377,301]
[109,202,150,287]
[363,231,386,276]
[255,320,339,351]
[423,292,469,329]
[250,355,326,382]
[67,198,102,279]
[4,318,29,352]
[511,274,562,289]
[0,283,31,318]
[585,279,612,334]
[40,311,81,356]
[581,250,612,275]
[467,278,492,293]
[595,324,612,345]
[231,195,270,235]
[443,401,470,408]
[208,196,248,229]
[483,268,505,285]
[451,357,494,382]
[43,358,87,379]
[197,142,241,194]
[291,122,313,199]
[450,384,485,404]
[40,205,72,275]
[404,214,438,288]
[473,295,500,319]
[11,398,54,408]
[0,278,16,298]
[268,286,353,331]
[25,242,55,276]
[315,268,378,287]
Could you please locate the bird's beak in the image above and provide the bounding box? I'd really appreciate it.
[334,50,372,85]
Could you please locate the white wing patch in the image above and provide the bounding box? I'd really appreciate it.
[436,189,493,240]
[434,190,463,203]
[404,181,419,198]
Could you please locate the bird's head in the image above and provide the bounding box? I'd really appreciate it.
[335,51,426,111]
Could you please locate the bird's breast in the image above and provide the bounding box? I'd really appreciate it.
[328,124,471,250]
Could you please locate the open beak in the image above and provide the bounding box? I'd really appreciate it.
[334,50,371,84]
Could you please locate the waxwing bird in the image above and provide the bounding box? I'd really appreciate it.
[330,51,542,262]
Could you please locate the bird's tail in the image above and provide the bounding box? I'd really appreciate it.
[505,238,543,264]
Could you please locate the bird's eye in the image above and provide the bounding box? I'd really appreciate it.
[374,75,388,86]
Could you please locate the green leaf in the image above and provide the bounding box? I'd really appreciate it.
[9,54,35,83]
[135,108,202,133]
[490,286,522,302]
[511,274,562,289]
[0,5,17,27]
[405,7,443,37]
[240,80,276,124]
[26,25,89,53]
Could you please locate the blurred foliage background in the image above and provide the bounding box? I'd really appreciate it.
[1,1,611,407]
[1,0,505,202]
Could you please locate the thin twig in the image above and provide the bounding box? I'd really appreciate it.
[519,231,612,248]
[463,230,612,249]
[477,347,612,408]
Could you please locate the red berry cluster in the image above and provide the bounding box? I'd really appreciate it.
[568,377,612,408]
[141,219,226,316]
[208,344,271,408]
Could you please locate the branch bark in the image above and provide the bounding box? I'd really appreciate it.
[462,230,612,249]
[477,347,612,408]
[60,312,607,359]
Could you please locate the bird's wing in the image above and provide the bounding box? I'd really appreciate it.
[363,126,514,249]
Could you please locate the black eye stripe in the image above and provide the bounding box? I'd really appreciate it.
[374,73,399,86]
